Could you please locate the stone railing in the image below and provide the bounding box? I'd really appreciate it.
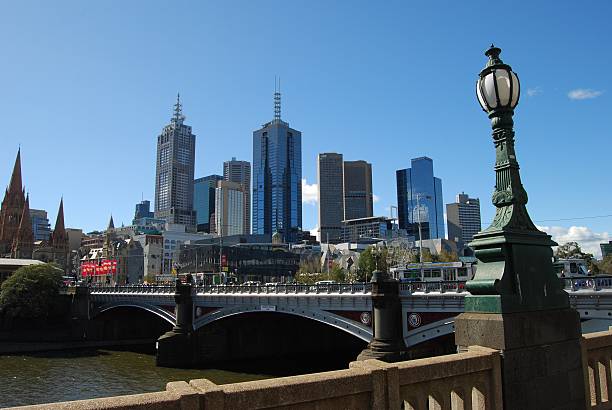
[10,346,501,410]
[195,282,372,295]
[584,330,612,409]
[399,280,467,295]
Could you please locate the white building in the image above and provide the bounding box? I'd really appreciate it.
[215,181,245,236]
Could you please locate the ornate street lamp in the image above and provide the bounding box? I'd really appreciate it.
[465,45,568,312]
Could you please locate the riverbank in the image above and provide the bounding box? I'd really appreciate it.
[0,338,155,354]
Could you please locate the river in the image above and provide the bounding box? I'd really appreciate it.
[0,347,273,408]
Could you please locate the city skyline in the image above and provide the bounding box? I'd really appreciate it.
[1,2,611,256]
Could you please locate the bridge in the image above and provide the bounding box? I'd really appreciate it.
[76,276,612,357]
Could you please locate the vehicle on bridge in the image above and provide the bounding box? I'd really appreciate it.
[554,258,590,277]
[390,262,475,283]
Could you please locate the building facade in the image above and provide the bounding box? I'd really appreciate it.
[215,181,245,236]
[343,160,373,221]
[134,200,154,222]
[396,157,444,240]
[318,153,345,243]
[154,95,197,228]
[194,175,223,233]
[252,90,302,242]
[446,193,482,255]
[223,157,251,234]
[341,216,395,243]
[602,241,612,259]
[30,209,51,241]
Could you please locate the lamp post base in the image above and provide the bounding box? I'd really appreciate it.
[455,308,587,410]
[357,339,404,363]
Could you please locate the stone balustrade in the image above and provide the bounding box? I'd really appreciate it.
[12,331,612,409]
[584,330,612,409]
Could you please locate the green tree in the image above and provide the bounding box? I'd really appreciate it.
[437,249,459,262]
[0,263,63,319]
[598,255,612,274]
[357,247,388,281]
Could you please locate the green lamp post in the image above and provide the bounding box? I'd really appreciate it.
[465,45,569,313]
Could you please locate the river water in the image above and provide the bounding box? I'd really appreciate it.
[0,347,272,408]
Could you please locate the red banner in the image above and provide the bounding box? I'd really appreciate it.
[80,259,118,276]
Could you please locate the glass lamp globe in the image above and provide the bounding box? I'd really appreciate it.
[476,45,520,113]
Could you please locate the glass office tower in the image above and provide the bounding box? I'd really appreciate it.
[396,157,444,240]
[252,90,302,242]
[194,175,223,232]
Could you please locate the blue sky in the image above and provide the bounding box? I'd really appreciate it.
[1,1,610,256]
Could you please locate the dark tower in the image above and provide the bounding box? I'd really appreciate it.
[50,198,69,271]
[11,194,33,259]
[0,149,27,256]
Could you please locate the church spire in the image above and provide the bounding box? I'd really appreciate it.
[54,198,65,234]
[108,214,115,230]
[8,148,22,195]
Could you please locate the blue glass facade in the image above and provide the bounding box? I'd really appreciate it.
[396,157,444,240]
[253,119,302,242]
[194,175,222,232]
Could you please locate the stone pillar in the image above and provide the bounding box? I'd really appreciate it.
[357,270,405,362]
[156,278,195,367]
[71,284,90,320]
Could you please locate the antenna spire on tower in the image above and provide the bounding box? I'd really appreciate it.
[172,93,184,124]
[274,77,281,121]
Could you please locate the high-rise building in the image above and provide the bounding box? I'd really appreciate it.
[252,88,302,242]
[194,175,223,233]
[601,241,612,259]
[223,157,251,234]
[134,200,154,221]
[446,193,482,254]
[215,181,245,236]
[343,160,373,221]
[154,94,196,228]
[30,208,51,241]
[396,157,444,240]
[318,153,344,243]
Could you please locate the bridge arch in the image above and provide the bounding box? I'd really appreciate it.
[193,304,372,342]
[93,301,176,326]
[404,317,456,349]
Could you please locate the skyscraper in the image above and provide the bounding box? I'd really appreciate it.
[318,153,344,243]
[396,157,444,240]
[446,193,481,254]
[134,200,154,220]
[343,160,373,221]
[30,208,51,241]
[154,94,196,228]
[194,175,223,233]
[215,180,245,236]
[223,157,251,234]
[252,88,302,242]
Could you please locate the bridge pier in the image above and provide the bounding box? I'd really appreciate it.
[356,269,405,362]
[156,278,195,368]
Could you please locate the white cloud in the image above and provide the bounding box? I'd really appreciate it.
[537,225,610,258]
[527,87,542,97]
[373,194,380,203]
[568,89,603,100]
[302,179,318,205]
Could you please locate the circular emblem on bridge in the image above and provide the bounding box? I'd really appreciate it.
[408,313,422,328]
[360,312,371,325]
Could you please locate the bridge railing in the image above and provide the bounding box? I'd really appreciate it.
[399,280,467,295]
[89,284,177,294]
[564,276,612,292]
[583,329,612,409]
[194,282,372,295]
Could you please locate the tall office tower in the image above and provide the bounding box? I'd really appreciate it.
[215,181,245,236]
[396,157,444,240]
[134,200,154,220]
[252,87,302,242]
[194,175,223,232]
[30,208,51,241]
[317,153,344,243]
[223,157,251,234]
[446,192,482,254]
[343,160,373,221]
[154,94,197,228]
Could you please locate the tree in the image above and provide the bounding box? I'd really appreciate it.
[598,255,612,274]
[437,249,459,263]
[357,246,388,281]
[0,263,63,319]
